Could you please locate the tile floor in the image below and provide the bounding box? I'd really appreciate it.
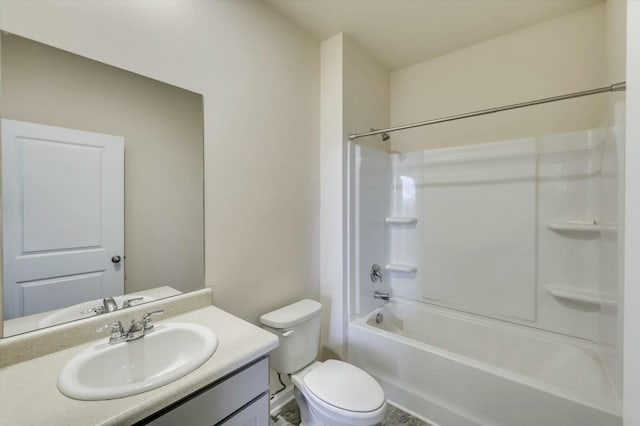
[270,398,431,426]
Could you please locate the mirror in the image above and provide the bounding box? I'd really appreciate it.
[0,33,205,337]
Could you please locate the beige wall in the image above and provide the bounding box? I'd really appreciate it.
[390,4,608,152]
[606,0,626,106]
[344,37,390,152]
[319,33,389,360]
[319,34,345,360]
[1,33,205,296]
[0,0,321,325]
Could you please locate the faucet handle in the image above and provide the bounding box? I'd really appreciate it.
[142,310,164,331]
[96,321,125,344]
[96,320,123,333]
[121,297,144,309]
[370,264,384,283]
[81,306,105,315]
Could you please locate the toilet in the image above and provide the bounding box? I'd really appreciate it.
[260,299,387,426]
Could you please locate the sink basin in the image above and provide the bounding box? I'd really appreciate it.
[57,322,218,400]
[38,295,155,328]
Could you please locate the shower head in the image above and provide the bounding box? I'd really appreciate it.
[370,128,391,142]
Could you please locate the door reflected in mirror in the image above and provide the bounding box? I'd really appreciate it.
[1,32,205,337]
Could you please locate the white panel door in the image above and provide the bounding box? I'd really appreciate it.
[2,119,124,319]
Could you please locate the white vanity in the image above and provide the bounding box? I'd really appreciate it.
[0,290,278,426]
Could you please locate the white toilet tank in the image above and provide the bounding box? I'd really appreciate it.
[260,299,322,374]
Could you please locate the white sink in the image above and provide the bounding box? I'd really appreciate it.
[38,295,155,328]
[57,322,218,400]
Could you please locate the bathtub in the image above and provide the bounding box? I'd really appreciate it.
[348,300,621,426]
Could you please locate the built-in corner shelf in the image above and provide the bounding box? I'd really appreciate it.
[385,216,418,225]
[385,264,417,273]
[546,220,617,233]
[545,285,617,307]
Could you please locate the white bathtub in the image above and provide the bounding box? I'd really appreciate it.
[348,300,621,426]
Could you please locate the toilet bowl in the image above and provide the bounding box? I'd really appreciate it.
[260,299,387,426]
[292,360,386,426]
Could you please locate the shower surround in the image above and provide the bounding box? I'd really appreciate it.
[347,107,623,426]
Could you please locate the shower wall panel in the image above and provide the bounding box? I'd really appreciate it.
[597,102,624,397]
[421,139,537,321]
[535,131,602,341]
[349,143,390,316]
[385,152,423,301]
[386,130,609,341]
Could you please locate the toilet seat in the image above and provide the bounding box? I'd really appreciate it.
[297,386,387,426]
[302,360,385,412]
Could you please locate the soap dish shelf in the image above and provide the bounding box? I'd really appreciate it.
[545,285,617,307]
[546,221,617,233]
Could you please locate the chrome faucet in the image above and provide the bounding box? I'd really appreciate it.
[370,264,384,283]
[81,297,117,316]
[81,296,145,316]
[374,291,390,302]
[102,297,119,313]
[97,310,164,344]
[125,310,164,341]
[125,319,146,341]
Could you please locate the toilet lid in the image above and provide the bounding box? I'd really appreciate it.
[303,360,385,413]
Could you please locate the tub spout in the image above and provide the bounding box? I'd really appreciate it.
[374,291,390,302]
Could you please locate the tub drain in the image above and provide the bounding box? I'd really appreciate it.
[375,313,383,324]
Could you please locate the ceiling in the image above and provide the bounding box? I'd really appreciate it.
[266,0,603,70]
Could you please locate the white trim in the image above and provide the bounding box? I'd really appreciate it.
[624,2,640,425]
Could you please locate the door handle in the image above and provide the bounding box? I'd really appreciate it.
[111,255,122,263]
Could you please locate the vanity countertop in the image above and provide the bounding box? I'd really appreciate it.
[0,306,279,426]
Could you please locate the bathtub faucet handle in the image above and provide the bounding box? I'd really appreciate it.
[370,264,384,283]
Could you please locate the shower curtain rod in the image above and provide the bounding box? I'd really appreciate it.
[348,81,627,141]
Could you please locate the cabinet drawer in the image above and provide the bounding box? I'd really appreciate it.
[220,393,269,426]
[146,357,268,426]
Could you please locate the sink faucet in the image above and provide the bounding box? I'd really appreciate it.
[374,291,390,302]
[81,296,144,316]
[125,310,164,341]
[97,310,164,344]
[81,297,119,316]
[102,297,119,313]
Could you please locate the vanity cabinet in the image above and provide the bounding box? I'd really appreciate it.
[140,357,269,426]
[219,394,269,426]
